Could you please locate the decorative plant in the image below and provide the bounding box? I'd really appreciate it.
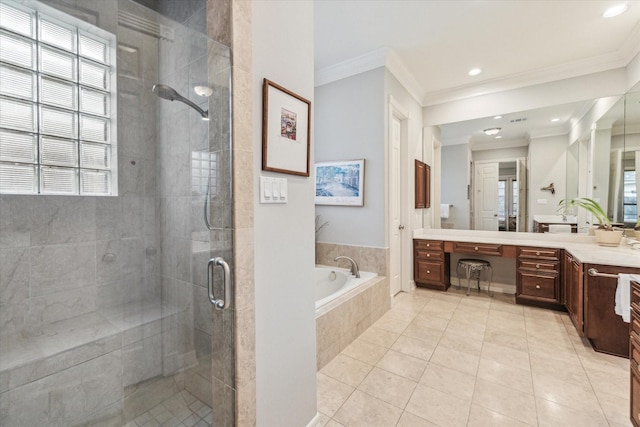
[558,198,612,230]
[315,215,329,235]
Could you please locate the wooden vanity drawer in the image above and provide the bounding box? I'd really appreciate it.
[416,250,444,261]
[518,272,557,300]
[518,259,559,272]
[453,242,502,256]
[518,246,560,260]
[415,260,443,283]
[415,240,444,251]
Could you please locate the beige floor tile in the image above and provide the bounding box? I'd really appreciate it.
[357,326,400,348]
[485,316,527,337]
[342,338,388,366]
[357,367,417,409]
[376,349,428,381]
[445,319,486,341]
[487,306,524,321]
[438,329,484,356]
[393,300,428,315]
[578,350,630,375]
[419,362,476,400]
[412,312,451,331]
[476,358,533,395]
[391,335,436,361]
[402,321,444,345]
[373,315,411,334]
[535,396,609,427]
[430,345,480,376]
[596,388,633,426]
[467,403,536,427]
[482,329,529,352]
[320,354,373,388]
[332,389,403,427]
[395,411,439,427]
[317,412,331,426]
[325,420,345,427]
[480,341,530,371]
[532,371,600,413]
[386,307,420,322]
[449,308,489,326]
[586,366,630,399]
[316,373,355,417]
[472,378,537,426]
[529,352,590,387]
[405,384,471,427]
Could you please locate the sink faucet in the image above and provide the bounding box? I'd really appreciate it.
[334,256,360,278]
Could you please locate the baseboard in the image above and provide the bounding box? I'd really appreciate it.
[306,412,322,427]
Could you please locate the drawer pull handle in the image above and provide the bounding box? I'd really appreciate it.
[536,264,540,269]
[426,270,431,274]
[535,284,541,289]
[474,246,478,251]
[427,254,430,257]
[536,251,540,256]
[426,244,430,247]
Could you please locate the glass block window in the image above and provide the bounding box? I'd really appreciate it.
[0,0,116,195]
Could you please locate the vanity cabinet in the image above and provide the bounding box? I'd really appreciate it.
[414,239,449,291]
[516,246,563,309]
[631,279,640,427]
[584,263,638,358]
[563,252,584,336]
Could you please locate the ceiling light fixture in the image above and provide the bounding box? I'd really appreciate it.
[550,118,560,122]
[493,115,502,120]
[483,127,501,136]
[495,136,502,139]
[468,68,482,76]
[603,4,628,18]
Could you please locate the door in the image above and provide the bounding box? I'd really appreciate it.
[516,157,528,231]
[474,162,499,230]
[390,114,403,295]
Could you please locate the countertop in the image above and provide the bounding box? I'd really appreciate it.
[413,228,640,269]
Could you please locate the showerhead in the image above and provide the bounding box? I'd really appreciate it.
[152,83,209,121]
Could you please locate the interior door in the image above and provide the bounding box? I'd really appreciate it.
[474,162,499,230]
[516,157,528,231]
[389,115,402,296]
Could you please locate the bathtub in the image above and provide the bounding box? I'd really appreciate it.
[315,266,377,309]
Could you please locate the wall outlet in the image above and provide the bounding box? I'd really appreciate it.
[537,198,548,205]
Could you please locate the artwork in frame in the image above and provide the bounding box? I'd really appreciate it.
[262,78,311,176]
[315,159,365,206]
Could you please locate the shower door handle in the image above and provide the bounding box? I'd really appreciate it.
[208,257,231,310]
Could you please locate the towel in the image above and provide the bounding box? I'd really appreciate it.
[548,224,572,233]
[615,274,631,323]
[440,204,450,219]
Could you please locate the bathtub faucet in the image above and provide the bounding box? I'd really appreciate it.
[334,256,360,278]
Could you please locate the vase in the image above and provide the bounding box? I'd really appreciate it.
[594,229,623,246]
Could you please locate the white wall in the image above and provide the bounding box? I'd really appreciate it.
[252,2,317,426]
[528,135,568,227]
[472,146,528,162]
[315,68,385,247]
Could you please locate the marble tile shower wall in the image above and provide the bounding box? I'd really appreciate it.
[0,0,233,425]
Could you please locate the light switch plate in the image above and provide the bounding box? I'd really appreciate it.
[260,176,287,204]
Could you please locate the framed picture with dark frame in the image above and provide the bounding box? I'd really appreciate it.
[262,78,311,176]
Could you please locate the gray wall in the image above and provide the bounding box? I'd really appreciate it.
[315,68,386,247]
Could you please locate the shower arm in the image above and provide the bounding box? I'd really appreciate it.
[171,93,209,120]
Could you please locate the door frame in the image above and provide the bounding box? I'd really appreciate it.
[388,95,411,294]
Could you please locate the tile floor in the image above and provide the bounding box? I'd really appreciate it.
[317,286,631,427]
[125,390,212,427]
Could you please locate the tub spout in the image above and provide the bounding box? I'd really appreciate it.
[334,256,360,278]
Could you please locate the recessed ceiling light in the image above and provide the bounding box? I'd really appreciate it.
[603,4,628,18]
[493,115,502,120]
[550,118,560,122]
[483,127,501,136]
[468,68,482,76]
[495,136,503,139]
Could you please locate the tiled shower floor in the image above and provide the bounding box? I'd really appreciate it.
[125,390,212,427]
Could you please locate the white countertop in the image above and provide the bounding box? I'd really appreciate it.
[413,228,640,269]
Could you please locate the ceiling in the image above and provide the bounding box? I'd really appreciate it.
[314,1,640,148]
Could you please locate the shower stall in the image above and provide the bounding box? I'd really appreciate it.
[0,0,235,425]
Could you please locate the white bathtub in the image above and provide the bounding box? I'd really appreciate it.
[315,266,377,309]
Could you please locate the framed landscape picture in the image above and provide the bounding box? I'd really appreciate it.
[315,159,365,206]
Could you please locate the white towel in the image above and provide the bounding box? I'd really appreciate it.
[615,274,631,323]
[440,204,450,219]
[548,224,572,233]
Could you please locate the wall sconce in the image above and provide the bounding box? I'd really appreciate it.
[541,183,555,195]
